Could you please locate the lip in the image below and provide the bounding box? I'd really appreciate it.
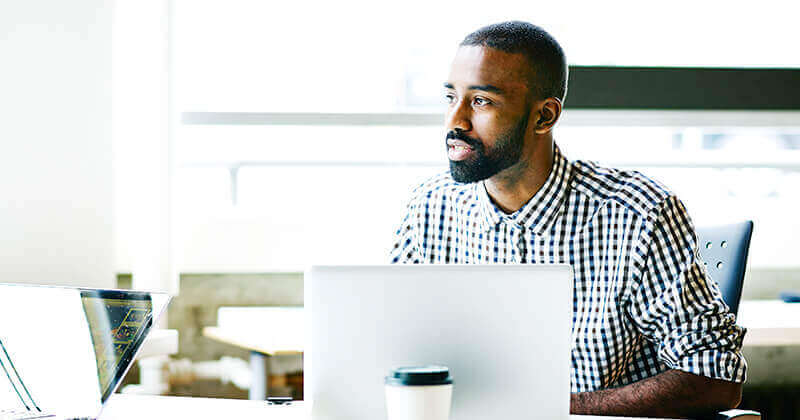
[447,139,473,148]
[447,140,474,161]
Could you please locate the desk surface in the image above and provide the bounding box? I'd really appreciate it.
[203,300,800,355]
[137,328,179,359]
[737,300,800,346]
[100,394,675,420]
[204,306,304,355]
[203,326,303,356]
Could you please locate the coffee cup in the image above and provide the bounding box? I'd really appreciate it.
[384,366,453,420]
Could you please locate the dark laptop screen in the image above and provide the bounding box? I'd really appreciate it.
[80,289,154,403]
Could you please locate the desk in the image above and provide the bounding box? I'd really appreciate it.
[137,328,179,359]
[203,307,303,400]
[101,394,307,419]
[100,394,677,420]
[737,300,800,346]
[202,301,800,401]
[203,326,303,400]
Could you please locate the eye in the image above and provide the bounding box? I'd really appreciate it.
[473,97,490,106]
[444,93,456,104]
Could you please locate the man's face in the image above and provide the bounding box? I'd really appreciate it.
[444,46,533,183]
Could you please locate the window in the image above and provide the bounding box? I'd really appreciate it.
[159,1,800,272]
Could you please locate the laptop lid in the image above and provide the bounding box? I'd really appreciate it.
[306,264,573,420]
[0,283,170,418]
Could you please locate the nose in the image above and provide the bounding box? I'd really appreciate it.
[445,98,472,133]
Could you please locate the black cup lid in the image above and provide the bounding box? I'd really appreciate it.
[385,366,453,386]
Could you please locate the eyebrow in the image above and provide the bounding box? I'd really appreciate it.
[443,82,504,95]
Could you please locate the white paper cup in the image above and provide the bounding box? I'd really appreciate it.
[385,366,453,420]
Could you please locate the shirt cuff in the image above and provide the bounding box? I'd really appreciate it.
[670,345,748,383]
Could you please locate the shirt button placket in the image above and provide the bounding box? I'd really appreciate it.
[509,226,521,263]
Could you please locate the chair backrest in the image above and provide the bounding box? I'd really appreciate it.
[695,221,754,316]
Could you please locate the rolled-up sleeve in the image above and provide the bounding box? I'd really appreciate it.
[627,195,747,383]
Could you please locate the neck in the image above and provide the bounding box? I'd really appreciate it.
[484,138,554,214]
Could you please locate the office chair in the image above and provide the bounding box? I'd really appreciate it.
[696,221,754,316]
[696,221,759,420]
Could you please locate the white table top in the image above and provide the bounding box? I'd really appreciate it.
[737,300,800,346]
[137,328,179,359]
[203,326,303,356]
[100,394,674,420]
[203,300,800,355]
[204,306,304,355]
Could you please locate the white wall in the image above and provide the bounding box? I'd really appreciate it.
[0,0,114,287]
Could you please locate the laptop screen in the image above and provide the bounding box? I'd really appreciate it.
[80,289,156,403]
[0,284,169,418]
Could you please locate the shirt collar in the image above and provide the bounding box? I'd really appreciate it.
[477,143,573,235]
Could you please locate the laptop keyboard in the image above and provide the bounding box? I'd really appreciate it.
[0,409,55,420]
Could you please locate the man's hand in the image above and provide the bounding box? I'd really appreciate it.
[570,369,742,418]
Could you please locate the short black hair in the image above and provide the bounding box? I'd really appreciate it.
[461,21,568,102]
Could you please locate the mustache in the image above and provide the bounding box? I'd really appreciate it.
[445,131,482,149]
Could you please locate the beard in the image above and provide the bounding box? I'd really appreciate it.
[447,115,529,184]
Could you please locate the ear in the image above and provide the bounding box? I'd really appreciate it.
[533,97,563,135]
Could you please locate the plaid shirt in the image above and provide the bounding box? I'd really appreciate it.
[389,144,746,392]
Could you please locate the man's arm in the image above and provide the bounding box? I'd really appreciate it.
[597,194,747,417]
[571,368,742,418]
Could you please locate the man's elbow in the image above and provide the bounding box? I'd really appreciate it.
[713,381,743,410]
[689,373,743,412]
[727,383,743,409]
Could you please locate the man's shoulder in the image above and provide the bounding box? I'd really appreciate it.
[405,170,474,205]
[570,158,674,217]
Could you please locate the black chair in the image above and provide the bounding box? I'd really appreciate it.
[696,221,759,420]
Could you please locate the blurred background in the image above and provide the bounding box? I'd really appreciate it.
[2,0,799,416]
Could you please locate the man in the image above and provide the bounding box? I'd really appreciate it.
[389,21,746,418]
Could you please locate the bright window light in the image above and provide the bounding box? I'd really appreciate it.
[160,1,800,272]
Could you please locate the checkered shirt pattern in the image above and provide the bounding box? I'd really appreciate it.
[389,144,747,392]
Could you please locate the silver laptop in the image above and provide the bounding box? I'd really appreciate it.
[0,284,170,420]
[306,265,573,420]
